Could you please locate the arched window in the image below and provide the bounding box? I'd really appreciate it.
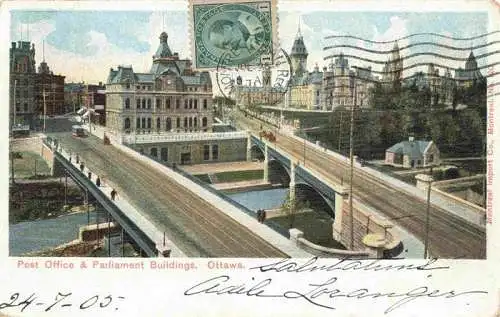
[150,148,158,157]
[194,99,198,109]
[156,117,161,130]
[142,99,146,109]
[124,117,131,129]
[125,98,130,109]
[189,99,193,109]
[202,117,208,127]
[166,117,172,131]
[141,117,146,128]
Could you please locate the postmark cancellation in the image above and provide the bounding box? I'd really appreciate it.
[189,0,278,70]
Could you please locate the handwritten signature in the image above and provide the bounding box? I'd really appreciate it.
[184,258,487,314]
[184,275,487,314]
[0,292,125,313]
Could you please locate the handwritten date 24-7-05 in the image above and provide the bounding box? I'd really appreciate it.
[0,292,125,313]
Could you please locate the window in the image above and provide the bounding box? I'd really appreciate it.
[142,118,146,128]
[157,117,161,130]
[184,99,188,109]
[176,99,180,109]
[16,104,21,112]
[142,86,146,90]
[124,118,131,129]
[166,117,172,131]
[203,145,210,161]
[150,148,158,157]
[429,154,434,162]
[176,117,180,128]
[160,147,168,161]
[147,99,152,109]
[137,85,141,90]
[202,117,208,127]
[189,99,193,109]
[156,98,162,109]
[126,83,130,89]
[189,117,193,127]
[166,98,171,109]
[136,118,140,129]
[204,84,208,91]
[147,118,152,129]
[23,90,28,98]
[136,99,141,108]
[194,117,198,127]
[142,99,146,109]
[203,99,207,109]
[194,99,198,109]
[195,87,198,92]
[125,98,130,109]
[184,117,188,127]
[23,103,28,112]
[212,144,219,160]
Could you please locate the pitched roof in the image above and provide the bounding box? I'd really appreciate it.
[386,140,432,159]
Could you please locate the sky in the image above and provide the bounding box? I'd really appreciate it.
[9,8,490,84]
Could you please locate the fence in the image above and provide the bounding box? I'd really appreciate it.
[122,131,248,144]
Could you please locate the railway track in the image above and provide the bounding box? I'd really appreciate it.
[55,133,288,258]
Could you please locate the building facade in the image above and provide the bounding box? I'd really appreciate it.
[35,60,65,116]
[10,41,37,127]
[105,32,213,135]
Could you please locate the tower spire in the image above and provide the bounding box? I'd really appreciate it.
[43,40,45,62]
[298,18,301,37]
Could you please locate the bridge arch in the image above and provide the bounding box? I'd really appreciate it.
[268,159,290,186]
[294,183,335,219]
[250,144,265,161]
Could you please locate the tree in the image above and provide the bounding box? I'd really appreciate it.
[280,192,309,229]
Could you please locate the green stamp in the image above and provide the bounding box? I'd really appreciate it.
[192,1,274,69]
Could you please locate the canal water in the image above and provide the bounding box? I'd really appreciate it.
[9,210,107,256]
[226,188,288,211]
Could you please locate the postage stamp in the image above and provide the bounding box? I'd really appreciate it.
[189,0,278,69]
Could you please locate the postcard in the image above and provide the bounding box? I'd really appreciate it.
[0,0,499,316]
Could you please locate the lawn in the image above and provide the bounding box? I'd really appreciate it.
[194,174,212,184]
[11,151,51,178]
[215,170,264,183]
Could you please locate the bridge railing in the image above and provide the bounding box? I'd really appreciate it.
[122,131,248,144]
[122,143,290,239]
[42,138,159,257]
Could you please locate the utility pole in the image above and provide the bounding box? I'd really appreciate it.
[43,88,47,132]
[13,79,17,129]
[338,110,343,152]
[349,83,357,250]
[423,177,432,259]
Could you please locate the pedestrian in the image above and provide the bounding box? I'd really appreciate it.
[96,176,101,187]
[69,156,72,163]
[110,189,117,201]
[80,162,84,172]
[261,210,267,223]
[87,171,92,179]
[257,209,262,223]
[76,155,80,164]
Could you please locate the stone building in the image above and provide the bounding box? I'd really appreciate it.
[9,41,37,128]
[105,32,213,135]
[455,51,483,88]
[35,59,65,116]
[382,41,404,90]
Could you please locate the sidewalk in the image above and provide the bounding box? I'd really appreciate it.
[82,124,311,258]
[181,161,263,174]
[51,138,185,257]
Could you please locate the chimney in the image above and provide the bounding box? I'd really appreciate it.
[409,136,414,142]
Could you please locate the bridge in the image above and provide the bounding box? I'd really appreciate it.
[235,109,487,259]
[41,130,310,258]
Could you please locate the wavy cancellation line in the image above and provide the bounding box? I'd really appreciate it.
[323,50,499,66]
[323,41,500,55]
[321,69,500,84]
[324,31,500,44]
